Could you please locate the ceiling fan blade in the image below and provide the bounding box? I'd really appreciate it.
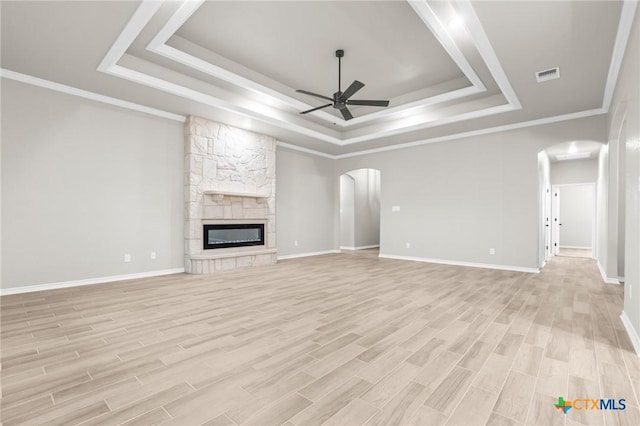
[340,80,364,101]
[296,89,333,102]
[346,99,390,107]
[300,103,332,114]
[340,107,354,121]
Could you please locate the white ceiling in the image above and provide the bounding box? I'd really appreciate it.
[545,140,603,162]
[0,0,635,157]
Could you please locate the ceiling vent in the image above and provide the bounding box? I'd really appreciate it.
[536,67,560,83]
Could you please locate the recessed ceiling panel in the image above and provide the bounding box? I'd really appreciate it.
[175,1,466,100]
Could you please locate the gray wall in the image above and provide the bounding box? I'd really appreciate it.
[558,185,594,248]
[550,158,598,184]
[336,116,607,270]
[275,146,335,257]
[606,6,640,351]
[1,79,184,289]
[339,174,355,248]
[346,168,380,248]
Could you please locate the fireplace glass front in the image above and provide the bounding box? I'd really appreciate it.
[203,224,265,249]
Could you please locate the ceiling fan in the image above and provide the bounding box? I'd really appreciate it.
[296,49,390,121]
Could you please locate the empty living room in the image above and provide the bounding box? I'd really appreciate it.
[2,0,640,425]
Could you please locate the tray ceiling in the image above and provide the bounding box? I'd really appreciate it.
[0,0,634,157]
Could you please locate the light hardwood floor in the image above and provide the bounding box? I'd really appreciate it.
[1,251,639,425]
[558,249,592,259]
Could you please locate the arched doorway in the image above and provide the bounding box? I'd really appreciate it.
[339,168,381,252]
[538,141,603,267]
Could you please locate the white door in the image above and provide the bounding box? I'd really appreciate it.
[552,187,561,256]
[545,186,552,260]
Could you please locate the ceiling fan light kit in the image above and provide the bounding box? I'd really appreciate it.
[296,49,390,121]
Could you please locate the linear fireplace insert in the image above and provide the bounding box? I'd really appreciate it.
[203,223,265,249]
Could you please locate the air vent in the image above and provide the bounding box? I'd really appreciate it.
[536,67,560,83]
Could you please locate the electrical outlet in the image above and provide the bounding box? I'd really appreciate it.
[489,248,495,255]
[294,240,298,247]
[406,242,411,249]
[124,254,131,263]
[150,252,157,260]
[392,206,401,212]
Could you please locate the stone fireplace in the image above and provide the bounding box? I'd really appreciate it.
[184,116,276,273]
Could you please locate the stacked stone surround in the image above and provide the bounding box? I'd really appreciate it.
[184,116,276,274]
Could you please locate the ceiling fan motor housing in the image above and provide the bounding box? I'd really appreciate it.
[333,91,346,109]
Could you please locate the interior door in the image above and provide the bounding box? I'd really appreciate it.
[552,187,561,256]
[545,186,552,260]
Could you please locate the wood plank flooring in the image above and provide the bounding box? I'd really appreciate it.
[1,250,639,425]
[558,249,592,259]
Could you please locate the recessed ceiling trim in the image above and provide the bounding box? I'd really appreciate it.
[407,0,485,91]
[342,84,481,125]
[343,102,517,145]
[147,0,204,52]
[453,0,522,109]
[106,56,516,147]
[276,142,336,159]
[97,0,162,73]
[601,0,638,110]
[152,43,311,112]
[103,64,345,145]
[97,0,520,146]
[144,0,489,128]
[94,0,629,150]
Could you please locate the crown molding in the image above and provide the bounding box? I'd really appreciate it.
[334,107,607,159]
[3,68,608,160]
[0,68,186,122]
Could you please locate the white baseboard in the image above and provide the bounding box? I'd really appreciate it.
[378,254,540,274]
[597,260,620,284]
[620,311,640,357]
[560,245,592,250]
[340,245,380,251]
[0,268,185,296]
[277,250,340,260]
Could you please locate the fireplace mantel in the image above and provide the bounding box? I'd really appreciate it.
[203,190,269,203]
